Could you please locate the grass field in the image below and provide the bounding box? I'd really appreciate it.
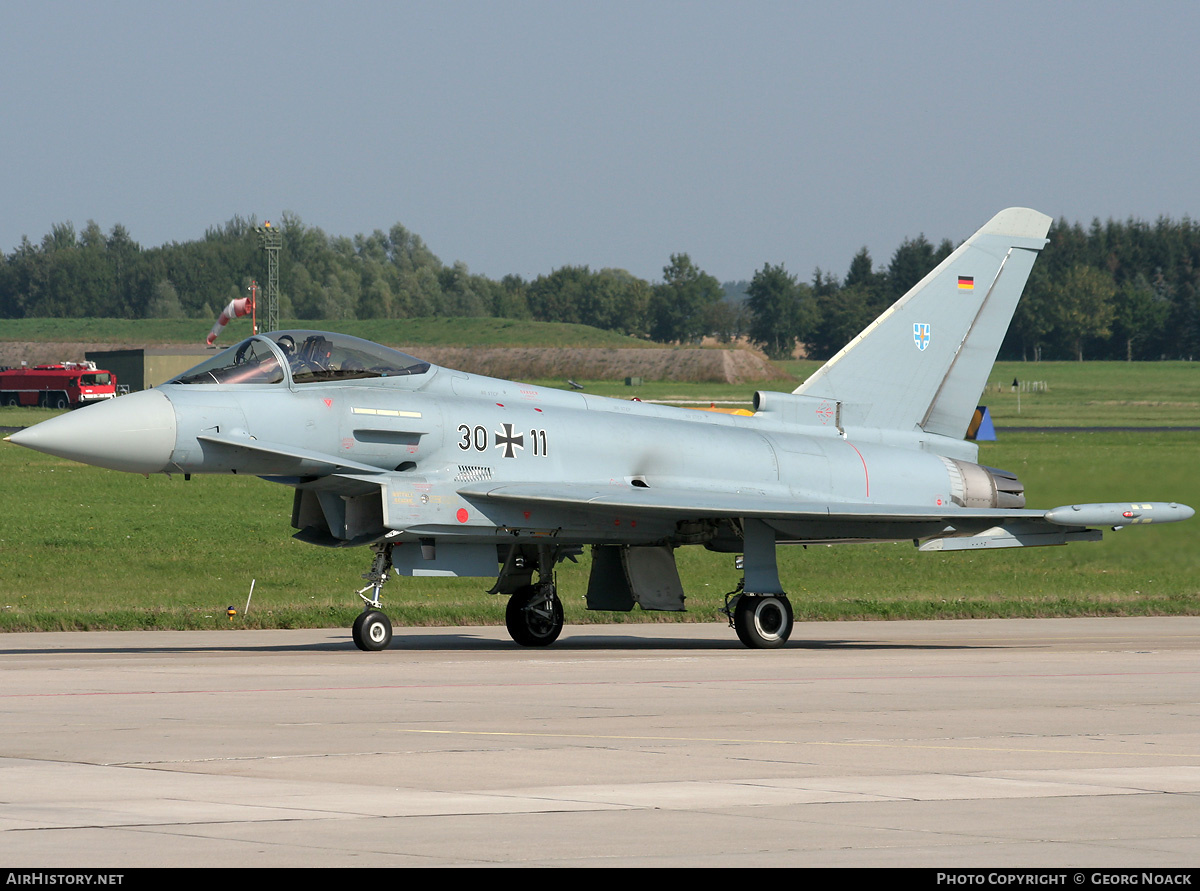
[0,317,657,349]
[537,360,1200,428]
[3,408,1197,634]
[984,361,1200,426]
[4,324,1197,633]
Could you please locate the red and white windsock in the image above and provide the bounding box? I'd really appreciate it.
[206,297,254,346]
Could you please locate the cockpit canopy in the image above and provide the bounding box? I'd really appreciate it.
[169,330,431,386]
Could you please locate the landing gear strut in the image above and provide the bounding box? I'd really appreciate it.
[351,544,394,651]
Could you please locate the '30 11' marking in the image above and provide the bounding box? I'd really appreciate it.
[457,424,548,458]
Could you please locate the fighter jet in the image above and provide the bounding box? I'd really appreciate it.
[7,208,1192,650]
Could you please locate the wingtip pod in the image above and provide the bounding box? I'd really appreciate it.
[1044,502,1195,527]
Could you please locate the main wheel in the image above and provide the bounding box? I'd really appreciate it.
[733,594,793,649]
[52,393,69,410]
[352,609,393,651]
[505,585,564,647]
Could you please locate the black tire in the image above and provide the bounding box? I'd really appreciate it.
[733,594,793,649]
[52,393,69,410]
[505,585,564,647]
[1,394,17,407]
[352,609,392,651]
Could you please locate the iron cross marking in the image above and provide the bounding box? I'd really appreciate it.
[494,423,525,458]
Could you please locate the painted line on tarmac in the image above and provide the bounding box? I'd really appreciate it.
[388,727,1200,760]
[3,667,1199,699]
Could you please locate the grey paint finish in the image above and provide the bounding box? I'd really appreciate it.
[7,387,175,473]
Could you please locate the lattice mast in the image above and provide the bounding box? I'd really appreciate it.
[254,221,282,333]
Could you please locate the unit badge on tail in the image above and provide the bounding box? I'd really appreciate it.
[913,322,931,351]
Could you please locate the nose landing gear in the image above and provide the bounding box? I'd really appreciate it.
[351,544,394,652]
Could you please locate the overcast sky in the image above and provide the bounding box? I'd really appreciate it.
[3,1,1197,285]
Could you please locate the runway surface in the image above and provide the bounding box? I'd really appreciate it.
[2,617,1198,867]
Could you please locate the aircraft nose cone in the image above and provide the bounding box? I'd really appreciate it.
[5,389,176,474]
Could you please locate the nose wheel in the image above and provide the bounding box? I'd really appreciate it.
[352,609,393,651]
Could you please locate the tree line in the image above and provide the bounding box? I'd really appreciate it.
[2,213,1198,360]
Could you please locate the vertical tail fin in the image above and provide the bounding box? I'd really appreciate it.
[795,207,1051,438]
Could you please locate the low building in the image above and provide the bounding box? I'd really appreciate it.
[85,346,222,392]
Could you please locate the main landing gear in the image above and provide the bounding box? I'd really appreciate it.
[721,581,794,649]
[505,582,564,647]
[719,518,795,648]
[495,543,565,647]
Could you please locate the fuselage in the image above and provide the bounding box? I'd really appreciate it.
[163,332,991,547]
[7,330,1016,552]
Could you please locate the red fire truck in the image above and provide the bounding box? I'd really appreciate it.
[0,361,119,409]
